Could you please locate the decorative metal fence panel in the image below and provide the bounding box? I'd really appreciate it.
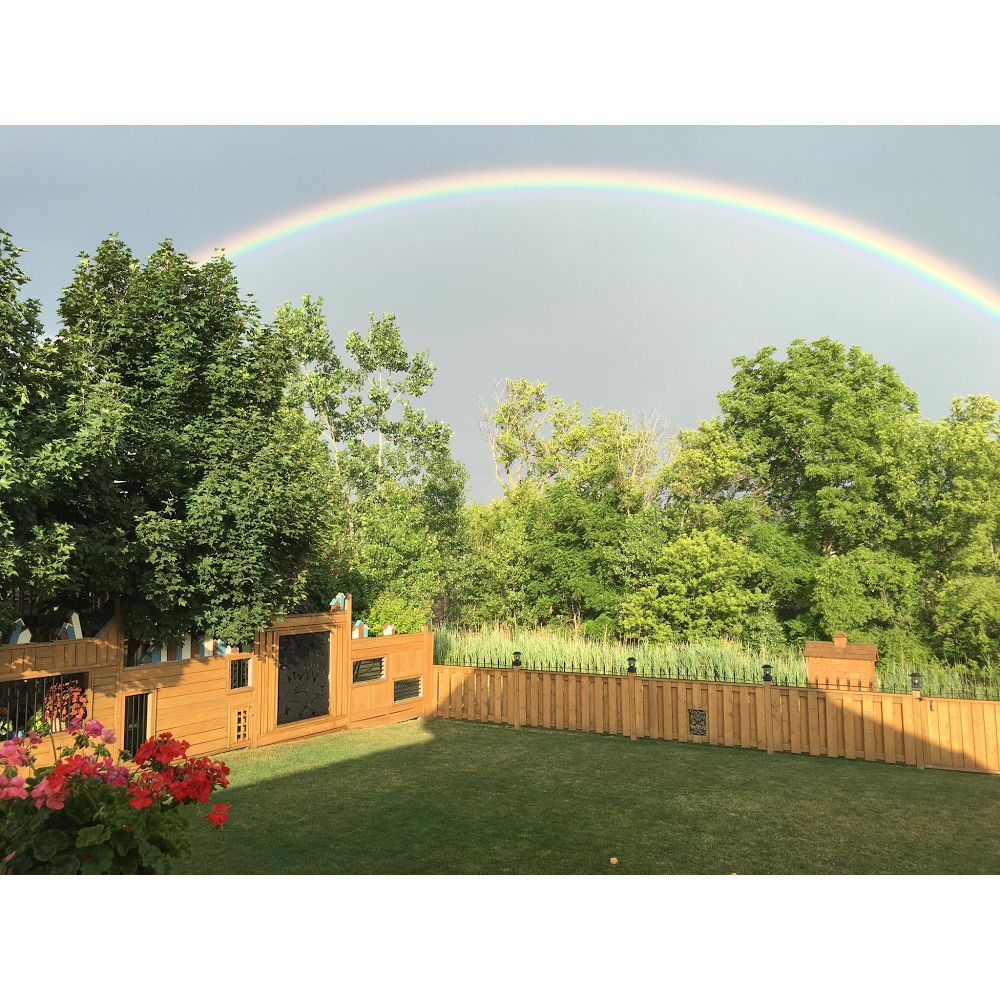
[0,671,89,738]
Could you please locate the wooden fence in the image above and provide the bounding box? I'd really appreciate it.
[2,596,436,767]
[8,613,999,776]
[429,664,1000,775]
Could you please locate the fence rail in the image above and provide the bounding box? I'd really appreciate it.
[429,662,1000,775]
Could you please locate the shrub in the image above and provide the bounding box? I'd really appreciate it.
[362,592,431,635]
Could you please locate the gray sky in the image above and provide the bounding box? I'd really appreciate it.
[3,125,998,501]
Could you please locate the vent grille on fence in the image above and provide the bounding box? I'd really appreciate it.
[393,677,422,702]
[123,693,149,756]
[688,709,707,736]
[353,657,386,683]
[233,708,250,744]
[0,671,89,739]
[230,658,251,690]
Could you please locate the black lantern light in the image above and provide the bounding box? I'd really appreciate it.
[762,663,773,683]
[910,671,922,692]
[627,657,637,674]
[513,651,522,668]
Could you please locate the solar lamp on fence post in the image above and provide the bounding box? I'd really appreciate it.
[513,651,522,668]
[910,672,922,693]
[627,657,637,675]
[762,663,772,684]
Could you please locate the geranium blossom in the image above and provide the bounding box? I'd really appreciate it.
[0,775,28,800]
[206,802,230,826]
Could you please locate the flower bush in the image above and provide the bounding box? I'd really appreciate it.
[0,718,230,874]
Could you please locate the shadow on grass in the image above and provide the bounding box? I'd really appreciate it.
[176,718,1000,875]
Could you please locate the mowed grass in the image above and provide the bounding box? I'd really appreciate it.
[175,719,1000,875]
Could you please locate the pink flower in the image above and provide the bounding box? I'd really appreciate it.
[100,727,117,745]
[0,775,28,800]
[0,741,29,769]
[30,777,67,810]
[26,731,43,745]
[83,719,104,738]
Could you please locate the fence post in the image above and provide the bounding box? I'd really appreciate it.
[911,672,925,770]
[421,626,435,720]
[763,663,774,754]
[512,651,521,730]
[627,657,638,741]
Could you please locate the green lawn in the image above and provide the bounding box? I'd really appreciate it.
[175,718,1000,875]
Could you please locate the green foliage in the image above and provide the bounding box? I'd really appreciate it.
[618,527,766,642]
[281,303,467,620]
[719,337,920,554]
[48,237,335,644]
[0,232,127,621]
[933,576,1000,673]
[362,592,432,635]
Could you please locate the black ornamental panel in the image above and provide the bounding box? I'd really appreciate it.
[277,632,331,726]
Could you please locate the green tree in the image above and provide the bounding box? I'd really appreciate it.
[0,231,127,623]
[618,527,766,642]
[278,302,467,619]
[53,238,335,645]
[719,337,920,555]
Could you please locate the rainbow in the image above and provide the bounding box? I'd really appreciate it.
[194,167,1000,323]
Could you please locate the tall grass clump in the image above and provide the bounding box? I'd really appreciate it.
[434,625,807,683]
[434,626,996,695]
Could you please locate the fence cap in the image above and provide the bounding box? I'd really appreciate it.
[803,633,879,662]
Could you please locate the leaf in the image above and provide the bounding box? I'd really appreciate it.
[76,824,111,849]
[80,842,114,874]
[32,828,69,862]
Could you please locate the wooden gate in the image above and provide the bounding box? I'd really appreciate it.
[254,613,351,747]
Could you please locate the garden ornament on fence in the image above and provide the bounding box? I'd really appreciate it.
[7,619,32,645]
[329,593,347,611]
[352,620,369,639]
[54,613,82,641]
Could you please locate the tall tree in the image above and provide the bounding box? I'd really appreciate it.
[53,238,335,645]
[278,301,467,620]
[719,337,920,555]
[0,231,127,625]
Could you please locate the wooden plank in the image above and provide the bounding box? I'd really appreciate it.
[649,679,660,739]
[483,669,494,722]
[581,674,592,732]
[901,696,916,764]
[722,686,734,747]
[594,676,605,735]
[678,684,689,743]
[738,687,751,748]
[842,694,856,760]
[529,672,539,728]
[882,697,896,764]
[554,673,565,730]
[568,674,578,731]
[788,688,801,754]
[707,684,719,745]
[948,702,964,769]
[806,689,820,755]
[960,702,976,772]
[984,703,1000,773]
[972,702,988,773]
[607,676,618,736]
[861,695,876,762]
[465,673,476,721]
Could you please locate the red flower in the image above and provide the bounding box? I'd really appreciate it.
[206,802,230,827]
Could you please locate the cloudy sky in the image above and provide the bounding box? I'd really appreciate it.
[3,125,998,501]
